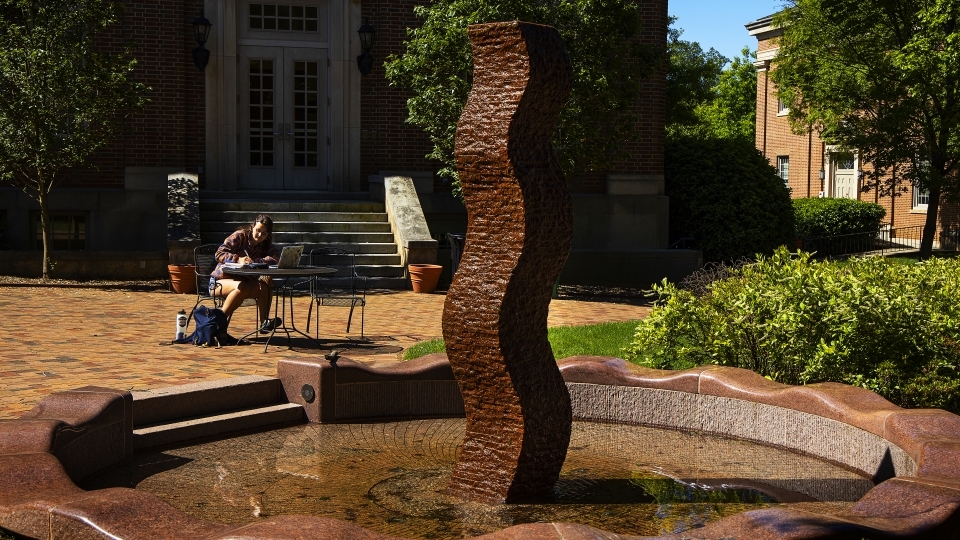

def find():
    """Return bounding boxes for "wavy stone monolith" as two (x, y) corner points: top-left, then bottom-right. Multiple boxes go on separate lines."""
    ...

(442, 21), (574, 504)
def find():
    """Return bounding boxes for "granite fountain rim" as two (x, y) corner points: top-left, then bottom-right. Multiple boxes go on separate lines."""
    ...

(2, 354), (960, 539)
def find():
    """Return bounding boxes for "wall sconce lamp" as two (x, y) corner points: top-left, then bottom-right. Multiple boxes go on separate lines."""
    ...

(192, 10), (213, 71)
(818, 169), (825, 180)
(356, 19), (376, 75)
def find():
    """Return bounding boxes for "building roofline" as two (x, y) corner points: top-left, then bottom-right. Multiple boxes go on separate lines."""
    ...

(745, 14), (776, 33)
(746, 12), (784, 40)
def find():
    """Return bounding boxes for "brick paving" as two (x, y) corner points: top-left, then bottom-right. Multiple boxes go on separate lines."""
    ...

(0, 286), (648, 419)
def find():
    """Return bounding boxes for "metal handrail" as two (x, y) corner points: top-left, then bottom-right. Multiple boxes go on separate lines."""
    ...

(802, 225), (925, 259)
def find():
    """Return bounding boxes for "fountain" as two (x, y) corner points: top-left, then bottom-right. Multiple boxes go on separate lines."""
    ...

(3, 21), (960, 540)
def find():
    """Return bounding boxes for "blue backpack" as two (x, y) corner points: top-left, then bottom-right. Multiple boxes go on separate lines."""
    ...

(174, 306), (236, 347)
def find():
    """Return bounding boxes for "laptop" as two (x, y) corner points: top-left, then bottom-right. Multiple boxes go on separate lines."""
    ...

(275, 245), (304, 269)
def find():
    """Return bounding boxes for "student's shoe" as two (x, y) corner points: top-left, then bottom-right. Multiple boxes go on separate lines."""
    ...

(259, 317), (282, 334)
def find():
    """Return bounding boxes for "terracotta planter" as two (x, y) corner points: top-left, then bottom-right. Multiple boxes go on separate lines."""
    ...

(409, 264), (443, 293)
(168, 264), (197, 294)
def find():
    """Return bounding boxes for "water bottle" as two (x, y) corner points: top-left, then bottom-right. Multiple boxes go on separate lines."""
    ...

(176, 309), (187, 340)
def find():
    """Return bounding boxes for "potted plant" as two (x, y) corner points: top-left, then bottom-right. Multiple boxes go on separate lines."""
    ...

(408, 264), (443, 293)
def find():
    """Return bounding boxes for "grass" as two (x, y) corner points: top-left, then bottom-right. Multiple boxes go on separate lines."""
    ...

(402, 320), (640, 361)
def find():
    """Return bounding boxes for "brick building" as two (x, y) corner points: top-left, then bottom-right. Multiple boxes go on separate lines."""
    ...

(1, 0), (700, 285)
(747, 14), (960, 242)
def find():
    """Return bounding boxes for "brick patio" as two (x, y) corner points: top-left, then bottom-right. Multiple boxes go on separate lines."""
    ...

(0, 286), (648, 419)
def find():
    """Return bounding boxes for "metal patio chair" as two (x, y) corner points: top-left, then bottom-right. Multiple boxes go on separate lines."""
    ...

(186, 243), (258, 331)
(306, 247), (366, 338)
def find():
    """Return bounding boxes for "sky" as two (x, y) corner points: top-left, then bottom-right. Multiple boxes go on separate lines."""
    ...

(668, 0), (786, 62)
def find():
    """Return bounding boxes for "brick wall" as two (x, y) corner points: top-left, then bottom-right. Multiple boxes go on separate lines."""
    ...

(61, 0), (205, 188)
(359, 0), (440, 191)
(755, 34), (960, 237)
(360, 0), (667, 195)
(756, 68), (824, 198)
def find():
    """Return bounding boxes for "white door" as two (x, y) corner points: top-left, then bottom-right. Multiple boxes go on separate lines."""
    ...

(832, 153), (857, 199)
(239, 46), (329, 190)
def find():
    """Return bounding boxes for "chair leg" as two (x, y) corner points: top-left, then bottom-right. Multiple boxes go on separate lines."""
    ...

(306, 299), (317, 340)
(346, 301), (356, 333)
(360, 301), (364, 338)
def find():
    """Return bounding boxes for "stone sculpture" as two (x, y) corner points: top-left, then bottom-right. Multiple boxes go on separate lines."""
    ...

(442, 21), (574, 504)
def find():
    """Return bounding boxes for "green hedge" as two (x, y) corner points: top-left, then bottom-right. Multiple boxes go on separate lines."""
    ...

(666, 135), (795, 262)
(793, 197), (886, 239)
(625, 248), (960, 412)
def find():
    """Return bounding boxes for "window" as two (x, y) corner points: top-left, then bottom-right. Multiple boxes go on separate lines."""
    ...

(777, 156), (790, 184)
(249, 3), (319, 31)
(32, 212), (86, 250)
(913, 185), (930, 211)
(248, 59), (275, 167)
(777, 98), (789, 116)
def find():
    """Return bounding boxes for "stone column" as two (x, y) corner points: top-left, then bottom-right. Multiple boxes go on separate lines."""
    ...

(442, 21), (574, 504)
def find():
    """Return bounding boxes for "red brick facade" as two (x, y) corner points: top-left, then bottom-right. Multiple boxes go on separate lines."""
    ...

(358, 0), (440, 191)
(62, 0), (206, 188)
(752, 25), (960, 240)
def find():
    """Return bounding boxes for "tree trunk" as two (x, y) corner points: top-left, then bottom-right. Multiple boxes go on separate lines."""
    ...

(38, 187), (51, 279)
(919, 186), (941, 260)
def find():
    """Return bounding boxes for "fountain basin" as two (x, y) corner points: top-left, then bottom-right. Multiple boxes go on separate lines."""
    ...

(2, 355), (960, 538)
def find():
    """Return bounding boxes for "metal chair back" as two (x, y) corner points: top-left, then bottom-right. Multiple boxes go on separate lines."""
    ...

(307, 247), (366, 336)
(194, 243), (221, 300)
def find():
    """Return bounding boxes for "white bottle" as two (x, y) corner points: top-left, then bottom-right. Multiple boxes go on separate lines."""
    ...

(176, 309), (188, 340)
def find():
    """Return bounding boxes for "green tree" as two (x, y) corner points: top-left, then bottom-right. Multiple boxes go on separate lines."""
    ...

(665, 18), (727, 133)
(695, 47), (756, 141)
(0, 0), (148, 278)
(385, 0), (658, 194)
(772, 0), (960, 258)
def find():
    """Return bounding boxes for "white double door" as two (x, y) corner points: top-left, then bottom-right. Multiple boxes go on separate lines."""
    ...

(239, 46), (329, 190)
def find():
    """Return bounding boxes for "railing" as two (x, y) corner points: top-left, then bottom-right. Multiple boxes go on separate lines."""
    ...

(802, 225), (926, 259)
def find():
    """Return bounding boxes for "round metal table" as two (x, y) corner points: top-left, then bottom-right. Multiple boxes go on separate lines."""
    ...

(223, 266), (337, 352)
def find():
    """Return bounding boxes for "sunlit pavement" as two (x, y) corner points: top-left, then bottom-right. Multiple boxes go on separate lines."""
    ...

(0, 286), (649, 419)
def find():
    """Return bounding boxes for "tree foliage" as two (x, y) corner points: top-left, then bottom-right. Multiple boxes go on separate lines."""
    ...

(666, 134), (795, 262)
(665, 20), (726, 130)
(384, 0), (658, 193)
(695, 47), (757, 141)
(771, 0), (960, 257)
(665, 20), (756, 141)
(0, 0), (147, 277)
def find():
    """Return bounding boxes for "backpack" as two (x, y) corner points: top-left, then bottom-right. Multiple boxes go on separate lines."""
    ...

(174, 306), (236, 347)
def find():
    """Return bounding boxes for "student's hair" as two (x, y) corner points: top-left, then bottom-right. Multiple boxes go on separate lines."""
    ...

(238, 214), (273, 246)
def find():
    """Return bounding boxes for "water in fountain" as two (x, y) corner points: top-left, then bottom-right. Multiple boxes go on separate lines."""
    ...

(83, 419), (873, 538)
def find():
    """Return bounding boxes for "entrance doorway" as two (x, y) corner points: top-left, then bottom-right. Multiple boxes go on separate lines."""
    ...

(238, 46), (329, 190)
(832, 153), (857, 199)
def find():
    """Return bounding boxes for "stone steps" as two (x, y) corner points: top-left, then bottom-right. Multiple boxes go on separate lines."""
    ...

(199, 211), (389, 223)
(133, 404), (304, 450)
(131, 376), (304, 450)
(199, 198), (407, 289)
(200, 221), (392, 233)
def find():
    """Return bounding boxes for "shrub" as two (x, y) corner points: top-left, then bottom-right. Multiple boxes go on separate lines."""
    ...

(793, 197), (886, 239)
(666, 135), (795, 262)
(625, 248), (960, 412)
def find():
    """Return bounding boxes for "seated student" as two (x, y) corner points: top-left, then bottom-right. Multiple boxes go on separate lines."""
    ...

(212, 214), (281, 333)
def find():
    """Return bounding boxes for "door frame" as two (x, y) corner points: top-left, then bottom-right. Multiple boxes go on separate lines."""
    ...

(203, 0), (361, 192)
(824, 145), (860, 199)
